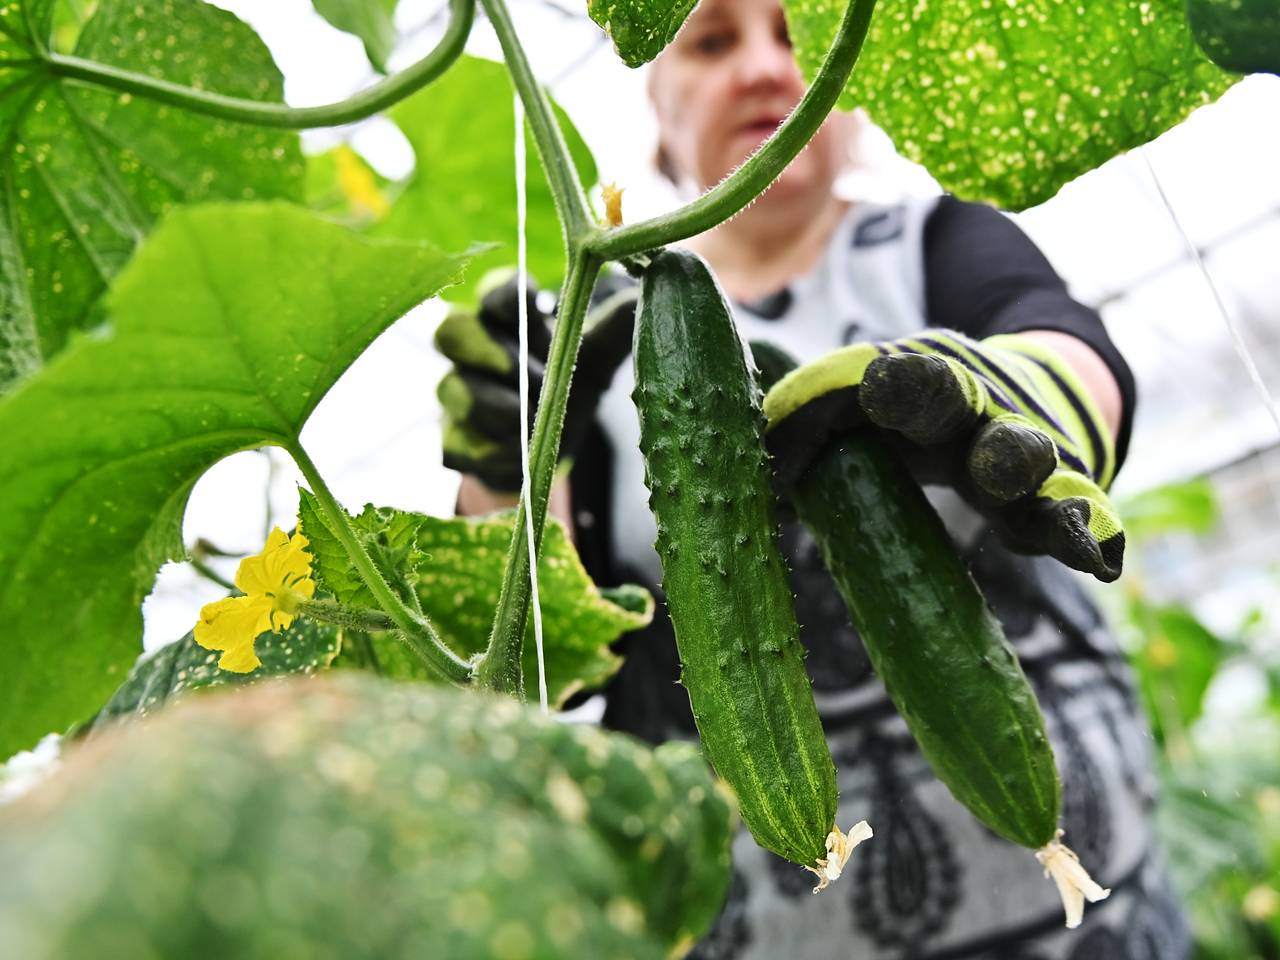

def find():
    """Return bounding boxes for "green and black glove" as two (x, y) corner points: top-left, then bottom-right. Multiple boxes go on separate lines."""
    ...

(763, 330), (1125, 582)
(436, 269), (638, 493)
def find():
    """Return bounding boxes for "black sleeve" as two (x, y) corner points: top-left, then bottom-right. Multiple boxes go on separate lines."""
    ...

(923, 195), (1137, 471)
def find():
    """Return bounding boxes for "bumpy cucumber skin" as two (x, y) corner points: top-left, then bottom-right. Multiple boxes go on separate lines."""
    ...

(634, 250), (837, 867)
(0, 676), (734, 959)
(794, 432), (1061, 849)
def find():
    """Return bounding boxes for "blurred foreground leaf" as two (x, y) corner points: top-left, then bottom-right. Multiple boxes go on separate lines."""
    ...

(0, 675), (734, 958)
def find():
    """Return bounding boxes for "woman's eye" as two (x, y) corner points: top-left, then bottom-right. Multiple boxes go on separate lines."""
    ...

(775, 16), (792, 47)
(693, 30), (734, 56)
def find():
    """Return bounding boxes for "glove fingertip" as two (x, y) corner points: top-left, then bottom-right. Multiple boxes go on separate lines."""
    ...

(861, 353), (978, 445)
(968, 418), (1056, 502)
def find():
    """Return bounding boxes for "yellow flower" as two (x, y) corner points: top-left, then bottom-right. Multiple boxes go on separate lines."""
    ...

(193, 527), (315, 674)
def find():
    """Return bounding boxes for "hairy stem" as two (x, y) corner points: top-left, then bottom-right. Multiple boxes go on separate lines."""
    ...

(46, 0), (474, 129)
(586, 0), (879, 260)
(289, 443), (472, 684)
(298, 598), (395, 633)
(475, 252), (601, 695)
(478, 0), (594, 244)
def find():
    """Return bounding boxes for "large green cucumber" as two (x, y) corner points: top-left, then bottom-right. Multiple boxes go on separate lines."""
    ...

(754, 343), (1061, 849)
(633, 251), (838, 867)
(0, 675), (734, 959)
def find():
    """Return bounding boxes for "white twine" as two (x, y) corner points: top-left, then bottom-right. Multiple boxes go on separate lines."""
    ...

(514, 93), (549, 713)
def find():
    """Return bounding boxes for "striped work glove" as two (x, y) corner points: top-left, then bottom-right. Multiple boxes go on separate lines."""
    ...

(435, 270), (638, 493)
(763, 330), (1125, 582)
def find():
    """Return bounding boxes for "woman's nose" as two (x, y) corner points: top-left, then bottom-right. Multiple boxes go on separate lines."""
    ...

(732, 27), (799, 92)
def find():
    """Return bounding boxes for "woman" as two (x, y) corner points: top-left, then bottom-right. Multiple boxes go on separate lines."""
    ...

(444, 0), (1189, 955)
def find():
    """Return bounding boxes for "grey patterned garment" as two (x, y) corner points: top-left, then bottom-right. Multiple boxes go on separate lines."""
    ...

(590, 199), (1190, 959)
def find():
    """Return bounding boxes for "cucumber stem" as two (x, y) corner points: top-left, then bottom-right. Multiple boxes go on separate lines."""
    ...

(585, 0), (879, 260)
(46, 0), (474, 129)
(478, 0), (594, 244)
(289, 442), (473, 684)
(475, 252), (601, 696)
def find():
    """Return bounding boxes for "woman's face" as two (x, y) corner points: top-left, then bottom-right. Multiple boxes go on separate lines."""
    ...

(648, 0), (852, 199)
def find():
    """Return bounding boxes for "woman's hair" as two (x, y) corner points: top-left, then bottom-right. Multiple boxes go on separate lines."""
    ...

(653, 141), (680, 185)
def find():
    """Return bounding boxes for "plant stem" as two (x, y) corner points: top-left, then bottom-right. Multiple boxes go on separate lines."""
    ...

(289, 442), (473, 684)
(586, 0), (879, 260)
(478, 0), (593, 244)
(475, 252), (601, 695)
(298, 598), (395, 633)
(45, 0), (474, 129)
(188, 555), (236, 592)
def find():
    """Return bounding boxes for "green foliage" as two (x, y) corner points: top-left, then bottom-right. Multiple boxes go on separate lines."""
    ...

(0, 675), (735, 958)
(312, 0), (400, 73)
(1116, 476), (1219, 542)
(298, 492), (654, 707)
(0, 203), (475, 760)
(1129, 599), (1226, 746)
(305, 143), (394, 226)
(1102, 485), (1280, 957)
(588, 0), (700, 68)
(0, 0), (304, 393)
(1187, 0), (1280, 75)
(87, 620), (342, 732)
(372, 55), (597, 302)
(783, 0), (1236, 209)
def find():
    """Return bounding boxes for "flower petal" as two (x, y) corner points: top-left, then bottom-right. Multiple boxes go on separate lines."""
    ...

(1036, 832), (1111, 929)
(194, 595), (272, 674)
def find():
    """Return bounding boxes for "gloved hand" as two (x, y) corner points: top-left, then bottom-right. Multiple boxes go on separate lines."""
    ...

(435, 269), (638, 493)
(762, 330), (1125, 582)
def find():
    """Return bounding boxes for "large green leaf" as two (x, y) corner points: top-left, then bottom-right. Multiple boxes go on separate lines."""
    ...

(587, 0), (700, 67)
(1187, 0), (1279, 74)
(372, 55), (597, 302)
(87, 619), (342, 733)
(783, 0), (1236, 208)
(0, 0), (303, 394)
(297, 492), (654, 706)
(0, 202), (475, 760)
(312, 0), (399, 73)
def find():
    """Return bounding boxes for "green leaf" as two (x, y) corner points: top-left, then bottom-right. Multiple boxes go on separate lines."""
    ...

(372, 55), (598, 302)
(0, 202), (475, 760)
(87, 619), (341, 732)
(298, 493), (423, 611)
(305, 143), (394, 227)
(0, 0), (304, 394)
(298, 493), (653, 706)
(1133, 601), (1225, 742)
(587, 0), (700, 68)
(783, 0), (1237, 208)
(312, 0), (399, 73)
(1187, 0), (1279, 75)
(1117, 477), (1219, 543)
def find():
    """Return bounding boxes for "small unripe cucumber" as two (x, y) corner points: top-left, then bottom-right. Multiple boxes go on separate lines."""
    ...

(756, 343), (1061, 849)
(633, 251), (837, 867)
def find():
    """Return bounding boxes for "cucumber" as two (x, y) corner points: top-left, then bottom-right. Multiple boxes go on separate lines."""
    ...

(0, 675), (735, 959)
(633, 251), (838, 868)
(754, 342), (1060, 849)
